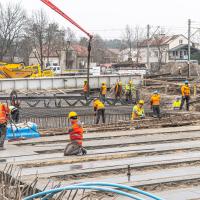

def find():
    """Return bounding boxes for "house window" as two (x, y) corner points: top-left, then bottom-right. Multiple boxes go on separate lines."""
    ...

(175, 51), (178, 56)
(179, 40), (183, 44)
(173, 51), (176, 57)
(184, 51), (187, 56)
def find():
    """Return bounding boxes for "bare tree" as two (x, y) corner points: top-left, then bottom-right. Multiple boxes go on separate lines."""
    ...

(153, 29), (168, 69)
(65, 27), (76, 43)
(0, 2), (27, 61)
(79, 37), (88, 47)
(17, 36), (33, 65)
(123, 25), (134, 61)
(133, 26), (145, 64)
(122, 25), (145, 63)
(91, 34), (107, 64)
(28, 9), (48, 69)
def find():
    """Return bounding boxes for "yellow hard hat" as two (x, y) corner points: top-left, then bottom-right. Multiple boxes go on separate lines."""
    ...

(68, 111), (78, 119)
(84, 80), (87, 83)
(129, 80), (133, 84)
(138, 100), (144, 105)
(102, 82), (106, 85)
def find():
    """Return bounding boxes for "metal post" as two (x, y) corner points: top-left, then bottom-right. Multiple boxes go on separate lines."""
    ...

(147, 24), (150, 70)
(87, 37), (92, 96)
(66, 41), (70, 70)
(188, 19), (191, 78)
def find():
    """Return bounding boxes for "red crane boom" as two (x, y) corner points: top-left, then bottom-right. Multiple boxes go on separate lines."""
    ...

(40, 0), (92, 39)
(40, 0), (92, 93)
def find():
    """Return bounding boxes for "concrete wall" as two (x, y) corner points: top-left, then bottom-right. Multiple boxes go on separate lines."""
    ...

(0, 75), (142, 92)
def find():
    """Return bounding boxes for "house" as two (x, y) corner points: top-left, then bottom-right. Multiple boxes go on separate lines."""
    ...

(92, 48), (120, 64)
(119, 34), (199, 65)
(29, 44), (89, 73)
(104, 48), (120, 63)
(29, 49), (60, 67)
(169, 44), (199, 61)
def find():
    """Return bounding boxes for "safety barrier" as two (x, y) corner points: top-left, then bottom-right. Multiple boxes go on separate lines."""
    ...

(23, 182), (164, 200)
(0, 74), (141, 91)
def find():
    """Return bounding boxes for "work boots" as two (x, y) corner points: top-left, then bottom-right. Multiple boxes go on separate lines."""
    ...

(81, 147), (87, 155)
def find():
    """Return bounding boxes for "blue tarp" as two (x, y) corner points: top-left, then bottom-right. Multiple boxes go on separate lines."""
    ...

(6, 122), (40, 140)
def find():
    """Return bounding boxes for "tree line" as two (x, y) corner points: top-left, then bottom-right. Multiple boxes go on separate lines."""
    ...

(0, 2), (147, 67)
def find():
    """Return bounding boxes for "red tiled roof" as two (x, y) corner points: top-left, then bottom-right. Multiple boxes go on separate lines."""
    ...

(139, 35), (181, 47)
(72, 44), (88, 57)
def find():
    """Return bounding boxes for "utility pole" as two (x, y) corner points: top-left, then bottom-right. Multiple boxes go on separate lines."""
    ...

(87, 37), (92, 96)
(147, 24), (150, 70)
(188, 19), (191, 78)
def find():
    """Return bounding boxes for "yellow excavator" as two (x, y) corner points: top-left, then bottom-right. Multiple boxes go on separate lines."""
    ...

(25, 64), (54, 78)
(0, 62), (53, 78)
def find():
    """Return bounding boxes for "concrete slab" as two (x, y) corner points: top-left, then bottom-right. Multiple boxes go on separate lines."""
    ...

(10, 125), (200, 145)
(154, 187), (200, 200)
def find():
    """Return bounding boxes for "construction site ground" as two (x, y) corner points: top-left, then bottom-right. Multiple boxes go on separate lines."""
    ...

(2, 79), (200, 199)
(2, 122), (200, 199)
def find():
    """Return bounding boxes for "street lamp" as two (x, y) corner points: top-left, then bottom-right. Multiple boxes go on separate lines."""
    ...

(66, 40), (70, 69)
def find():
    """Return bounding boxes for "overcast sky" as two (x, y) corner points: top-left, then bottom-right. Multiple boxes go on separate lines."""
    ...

(1, 0), (200, 39)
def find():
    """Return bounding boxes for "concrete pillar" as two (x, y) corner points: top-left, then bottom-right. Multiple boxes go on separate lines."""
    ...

(60, 50), (66, 74)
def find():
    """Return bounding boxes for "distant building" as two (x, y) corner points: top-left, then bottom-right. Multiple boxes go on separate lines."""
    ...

(29, 44), (90, 73)
(119, 34), (199, 65)
(104, 48), (120, 63)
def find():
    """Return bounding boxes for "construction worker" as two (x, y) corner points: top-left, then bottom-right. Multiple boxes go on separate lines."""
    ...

(173, 97), (181, 110)
(114, 80), (123, 99)
(180, 80), (190, 111)
(0, 103), (10, 150)
(64, 111), (87, 156)
(9, 105), (19, 123)
(131, 100), (145, 120)
(150, 90), (161, 118)
(100, 82), (107, 102)
(125, 80), (135, 102)
(93, 98), (105, 124)
(83, 80), (89, 100)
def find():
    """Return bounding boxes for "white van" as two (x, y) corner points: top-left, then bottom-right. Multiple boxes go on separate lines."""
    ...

(48, 66), (61, 75)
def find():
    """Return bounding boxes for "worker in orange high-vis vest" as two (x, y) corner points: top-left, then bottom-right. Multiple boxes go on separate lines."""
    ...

(180, 80), (190, 111)
(100, 82), (107, 102)
(64, 112), (87, 156)
(93, 98), (105, 124)
(83, 80), (89, 100)
(0, 103), (10, 150)
(114, 80), (123, 99)
(150, 90), (161, 118)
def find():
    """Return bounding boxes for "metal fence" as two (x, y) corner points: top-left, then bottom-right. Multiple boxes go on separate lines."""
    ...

(22, 113), (131, 129)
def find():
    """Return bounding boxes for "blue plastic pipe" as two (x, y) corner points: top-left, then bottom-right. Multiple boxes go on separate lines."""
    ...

(76, 182), (164, 200)
(24, 185), (144, 200)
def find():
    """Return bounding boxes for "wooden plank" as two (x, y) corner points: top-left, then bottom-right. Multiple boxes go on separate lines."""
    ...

(11, 140), (200, 166)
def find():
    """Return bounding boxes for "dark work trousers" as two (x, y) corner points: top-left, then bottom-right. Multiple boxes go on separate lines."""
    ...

(64, 141), (82, 156)
(180, 96), (190, 111)
(96, 109), (105, 124)
(84, 92), (88, 100)
(152, 105), (160, 118)
(0, 123), (7, 147)
(100, 94), (106, 102)
(11, 109), (19, 123)
(125, 91), (132, 102)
